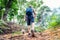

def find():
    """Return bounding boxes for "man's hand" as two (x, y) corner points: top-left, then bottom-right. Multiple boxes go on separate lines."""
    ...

(33, 14), (36, 18)
(24, 15), (27, 21)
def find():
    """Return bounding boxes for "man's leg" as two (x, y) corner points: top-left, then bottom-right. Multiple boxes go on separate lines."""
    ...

(27, 18), (31, 33)
(30, 17), (35, 37)
(31, 17), (35, 31)
(28, 25), (31, 33)
(31, 22), (35, 31)
(31, 22), (35, 37)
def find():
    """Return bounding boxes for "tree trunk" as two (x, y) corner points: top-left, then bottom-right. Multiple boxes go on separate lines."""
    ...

(3, 0), (12, 21)
(3, 8), (9, 21)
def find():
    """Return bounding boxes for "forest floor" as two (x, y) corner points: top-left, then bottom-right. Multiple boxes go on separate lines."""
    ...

(0, 27), (60, 40)
(0, 22), (60, 40)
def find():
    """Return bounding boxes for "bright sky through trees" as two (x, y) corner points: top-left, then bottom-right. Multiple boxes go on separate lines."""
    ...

(26, 0), (60, 9)
(43, 0), (60, 9)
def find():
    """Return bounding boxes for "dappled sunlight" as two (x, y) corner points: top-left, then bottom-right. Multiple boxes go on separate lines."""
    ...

(0, 0), (60, 40)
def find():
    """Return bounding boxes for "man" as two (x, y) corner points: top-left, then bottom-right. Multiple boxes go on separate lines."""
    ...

(25, 5), (36, 37)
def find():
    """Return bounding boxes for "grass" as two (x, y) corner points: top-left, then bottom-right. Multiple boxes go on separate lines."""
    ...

(12, 31), (22, 36)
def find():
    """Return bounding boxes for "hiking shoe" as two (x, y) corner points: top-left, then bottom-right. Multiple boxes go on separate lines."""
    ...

(28, 33), (32, 37)
(31, 30), (35, 37)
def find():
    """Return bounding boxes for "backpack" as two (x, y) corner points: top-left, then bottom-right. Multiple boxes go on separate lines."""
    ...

(26, 7), (33, 16)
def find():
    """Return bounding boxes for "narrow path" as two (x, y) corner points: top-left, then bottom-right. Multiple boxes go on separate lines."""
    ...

(0, 28), (60, 40)
(0, 33), (46, 40)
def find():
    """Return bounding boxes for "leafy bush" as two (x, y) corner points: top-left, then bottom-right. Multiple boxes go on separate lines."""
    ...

(35, 27), (45, 32)
(0, 30), (3, 34)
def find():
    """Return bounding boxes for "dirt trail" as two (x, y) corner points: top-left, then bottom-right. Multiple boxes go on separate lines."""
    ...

(0, 33), (46, 40)
(0, 28), (60, 40)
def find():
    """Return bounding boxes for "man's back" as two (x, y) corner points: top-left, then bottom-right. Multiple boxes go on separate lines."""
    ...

(26, 7), (33, 16)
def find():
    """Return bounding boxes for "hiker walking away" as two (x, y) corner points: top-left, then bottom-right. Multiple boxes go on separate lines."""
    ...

(25, 5), (36, 36)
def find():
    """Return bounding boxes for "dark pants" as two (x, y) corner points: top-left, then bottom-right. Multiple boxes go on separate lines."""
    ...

(26, 15), (34, 25)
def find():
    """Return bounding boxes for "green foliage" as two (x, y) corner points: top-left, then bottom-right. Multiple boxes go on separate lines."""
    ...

(35, 27), (41, 32)
(0, 30), (3, 34)
(48, 21), (57, 28)
(0, 0), (60, 32)
(56, 16), (60, 24)
(47, 11), (60, 29)
(11, 1), (18, 10)
(12, 31), (22, 35)
(0, 0), (44, 25)
(35, 27), (45, 32)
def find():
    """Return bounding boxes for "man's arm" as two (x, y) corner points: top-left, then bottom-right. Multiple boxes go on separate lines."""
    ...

(24, 14), (27, 21)
(33, 9), (36, 18)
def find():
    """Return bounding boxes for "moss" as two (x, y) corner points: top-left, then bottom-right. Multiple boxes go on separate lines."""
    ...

(12, 31), (22, 36)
